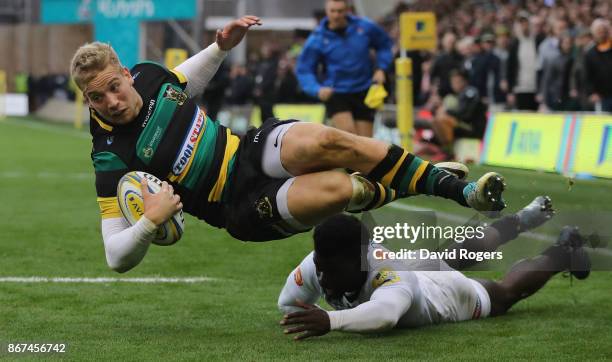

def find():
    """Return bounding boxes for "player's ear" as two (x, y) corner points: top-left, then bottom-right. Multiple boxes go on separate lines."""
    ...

(121, 66), (133, 85)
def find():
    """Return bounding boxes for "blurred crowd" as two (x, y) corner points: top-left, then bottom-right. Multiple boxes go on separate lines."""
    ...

(25, 0), (612, 120)
(200, 37), (312, 120)
(203, 0), (612, 121)
(377, 0), (612, 113)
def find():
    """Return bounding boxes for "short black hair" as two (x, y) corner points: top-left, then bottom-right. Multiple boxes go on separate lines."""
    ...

(313, 214), (369, 258)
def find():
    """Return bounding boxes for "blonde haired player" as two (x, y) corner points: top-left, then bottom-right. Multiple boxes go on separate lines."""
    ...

(71, 16), (507, 273)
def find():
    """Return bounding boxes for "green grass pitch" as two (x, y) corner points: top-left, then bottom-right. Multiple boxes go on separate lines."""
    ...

(1, 116), (611, 360)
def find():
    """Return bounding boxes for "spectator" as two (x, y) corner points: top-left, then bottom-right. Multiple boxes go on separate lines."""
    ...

(253, 42), (279, 122)
(472, 33), (501, 105)
(585, 18), (612, 113)
(537, 17), (568, 109)
(227, 64), (252, 105)
(571, 28), (593, 110)
(541, 32), (576, 111)
(201, 60), (230, 120)
(296, 0), (393, 137)
(507, 12), (542, 111)
(430, 32), (463, 98)
(531, 15), (548, 46)
(275, 53), (308, 104)
(493, 26), (512, 107)
(431, 69), (487, 152)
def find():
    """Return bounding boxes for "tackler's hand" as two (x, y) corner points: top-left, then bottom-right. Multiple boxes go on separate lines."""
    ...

(280, 301), (330, 341)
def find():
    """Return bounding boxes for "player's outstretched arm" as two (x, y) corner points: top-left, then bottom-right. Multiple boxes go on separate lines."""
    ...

(175, 16), (261, 98)
(277, 252), (322, 314)
(326, 287), (411, 333)
(100, 180), (182, 273)
(281, 285), (413, 340)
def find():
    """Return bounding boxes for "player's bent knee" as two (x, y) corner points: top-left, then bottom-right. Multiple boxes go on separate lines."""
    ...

(313, 171), (353, 209)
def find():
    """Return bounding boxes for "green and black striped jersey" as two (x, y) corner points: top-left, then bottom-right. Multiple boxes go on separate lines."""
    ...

(91, 62), (240, 228)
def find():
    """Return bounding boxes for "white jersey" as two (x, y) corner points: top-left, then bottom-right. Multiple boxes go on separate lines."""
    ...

(277, 247), (491, 333)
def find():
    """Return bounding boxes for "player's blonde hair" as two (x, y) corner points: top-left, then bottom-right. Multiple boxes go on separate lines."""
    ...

(70, 42), (122, 92)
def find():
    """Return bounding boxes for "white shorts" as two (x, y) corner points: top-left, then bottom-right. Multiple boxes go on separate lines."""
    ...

(261, 122), (296, 179)
(417, 271), (491, 323)
(260, 121), (309, 230)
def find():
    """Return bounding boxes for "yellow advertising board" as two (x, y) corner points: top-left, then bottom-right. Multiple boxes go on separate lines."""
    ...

(399, 12), (437, 51)
(164, 48), (188, 70)
(570, 115), (612, 178)
(481, 113), (568, 171)
(250, 104), (325, 127)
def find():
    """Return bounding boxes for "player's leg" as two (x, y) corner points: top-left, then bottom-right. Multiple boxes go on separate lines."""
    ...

(280, 171), (398, 227)
(353, 92), (376, 137)
(327, 93), (357, 134)
(331, 111), (357, 134)
(278, 122), (505, 211)
(280, 162), (491, 229)
(354, 120), (373, 138)
(283, 171), (352, 226)
(444, 196), (555, 270)
(474, 226), (590, 316)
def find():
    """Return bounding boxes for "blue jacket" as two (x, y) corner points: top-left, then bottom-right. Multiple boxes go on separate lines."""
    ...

(296, 15), (393, 97)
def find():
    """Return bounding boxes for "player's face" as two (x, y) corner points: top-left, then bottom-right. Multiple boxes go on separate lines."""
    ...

(85, 65), (143, 125)
(325, 0), (348, 29)
(313, 253), (365, 297)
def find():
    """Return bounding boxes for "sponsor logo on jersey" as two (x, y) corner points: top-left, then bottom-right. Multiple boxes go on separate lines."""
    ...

(253, 129), (263, 143)
(164, 86), (187, 106)
(171, 109), (205, 177)
(141, 99), (156, 128)
(294, 267), (304, 286)
(372, 268), (400, 288)
(142, 125), (163, 159)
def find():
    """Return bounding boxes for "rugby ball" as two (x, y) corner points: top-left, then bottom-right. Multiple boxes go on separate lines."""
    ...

(117, 171), (185, 246)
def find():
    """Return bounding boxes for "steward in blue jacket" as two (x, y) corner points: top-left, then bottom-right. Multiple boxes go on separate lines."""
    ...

(297, 14), (393, 96)
(296, 1), (393, 137)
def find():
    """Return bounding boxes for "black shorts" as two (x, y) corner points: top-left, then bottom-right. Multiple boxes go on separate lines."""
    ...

(325, 90), (376, 122)
(223, 118), (311, 242)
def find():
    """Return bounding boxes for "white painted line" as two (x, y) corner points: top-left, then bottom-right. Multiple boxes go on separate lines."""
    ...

(0, 277), (218, 283)
(0, 171), (92, 179)
(388, 202), (473, 224)
(0, 118), (90, 139)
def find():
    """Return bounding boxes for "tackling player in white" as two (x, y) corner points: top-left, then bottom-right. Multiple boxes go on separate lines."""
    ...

(278, 198), (591, 340)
